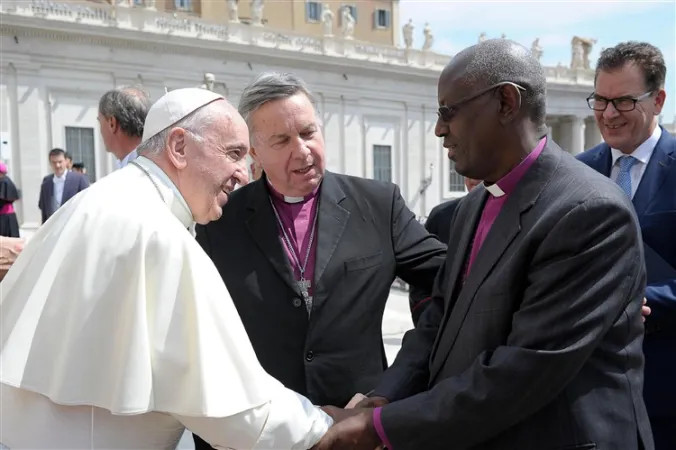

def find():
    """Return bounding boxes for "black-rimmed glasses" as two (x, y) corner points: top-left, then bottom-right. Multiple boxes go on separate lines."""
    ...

(586, 91), (653, 112)
(437, 81), (527, 122)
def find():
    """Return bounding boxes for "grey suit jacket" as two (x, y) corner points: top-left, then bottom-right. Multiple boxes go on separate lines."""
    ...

(38, 171), (89, 223)
(373, 141), (653, 450)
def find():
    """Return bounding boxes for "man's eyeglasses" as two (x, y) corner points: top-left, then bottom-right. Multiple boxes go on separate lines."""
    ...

(586, 91), (653, 112)
(437, 81), (526, 122)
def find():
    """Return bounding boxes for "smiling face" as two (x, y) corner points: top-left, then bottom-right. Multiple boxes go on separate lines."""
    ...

(168, 104), (250, 224)
(594, 64), (665, 154)
(249, 93), (325, 197)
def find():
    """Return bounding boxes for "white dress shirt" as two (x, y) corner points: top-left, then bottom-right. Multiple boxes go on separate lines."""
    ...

(117, 148), (138, 169)
(52, 170), (68, 210)
(609, 126), (662, 199)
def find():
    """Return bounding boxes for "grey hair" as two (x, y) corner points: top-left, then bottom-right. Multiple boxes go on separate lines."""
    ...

(98, 86), (151, 138)
(136, 102), (218, 156)
(458, 39), (548, 125)
(238, 72), (317, 143)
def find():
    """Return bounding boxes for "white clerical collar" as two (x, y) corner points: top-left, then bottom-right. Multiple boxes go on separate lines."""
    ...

(484, 183), (506, 198)
(267, 179), (317, 204)
(610, 125), (661, 167)
(133, 156), (195, 231)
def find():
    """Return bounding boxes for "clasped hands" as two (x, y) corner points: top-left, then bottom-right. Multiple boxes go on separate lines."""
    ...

(311, 394), (389, 450)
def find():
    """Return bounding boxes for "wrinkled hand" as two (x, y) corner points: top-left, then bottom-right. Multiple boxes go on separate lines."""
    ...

(313, 407), (381, 450)
(641, 297), (650, 323)
(0, 237), (24, 282)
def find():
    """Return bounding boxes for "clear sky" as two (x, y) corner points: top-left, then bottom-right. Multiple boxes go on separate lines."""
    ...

(399, 0), (676, 123)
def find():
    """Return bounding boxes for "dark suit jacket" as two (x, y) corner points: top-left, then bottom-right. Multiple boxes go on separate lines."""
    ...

(38, 171), (89, 223)
(194, 171), (445, 407)
(409, 198), (463, 324)
(577, 127), (676, 422)
(372, 142), (653, 450)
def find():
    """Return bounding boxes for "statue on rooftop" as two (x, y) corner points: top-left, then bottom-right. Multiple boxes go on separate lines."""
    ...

(341, 6), (355, 39)
(321, 4), (334, 37)
(227, 0), (239, 23)
(403, 19), (414, 49)
(531, 38), (543, 62)
(422, 22), (433, 51)
(250, 0), (264, 26)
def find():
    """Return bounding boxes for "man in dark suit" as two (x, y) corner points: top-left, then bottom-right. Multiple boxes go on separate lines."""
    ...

(316, 39), (653, 450)
(194, 72), (446, 450)
(38, 148), (89, 223)
(577, 41), (675, 449)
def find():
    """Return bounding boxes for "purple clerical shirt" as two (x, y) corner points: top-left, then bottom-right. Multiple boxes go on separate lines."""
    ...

(372, 137), (547, 449)
(268, 182), (320, 305)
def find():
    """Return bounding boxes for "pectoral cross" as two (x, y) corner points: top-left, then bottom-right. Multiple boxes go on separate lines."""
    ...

(297, 278), (313, 315)
(297, 278), (311, 298)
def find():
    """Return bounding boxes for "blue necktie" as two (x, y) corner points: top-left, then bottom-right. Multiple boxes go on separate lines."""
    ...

(616, 155), (638, 198)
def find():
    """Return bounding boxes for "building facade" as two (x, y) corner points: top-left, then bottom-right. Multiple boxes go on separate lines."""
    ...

(1, 1), (602, 234)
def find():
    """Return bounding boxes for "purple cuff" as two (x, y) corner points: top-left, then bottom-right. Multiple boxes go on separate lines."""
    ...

(372, 407), (394, 450)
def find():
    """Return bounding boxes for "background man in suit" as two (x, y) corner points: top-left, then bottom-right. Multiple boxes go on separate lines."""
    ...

(317, 39), (653, 450)
(194, 72), (446, 450)
(38, 148), (89, 223)
(424, 177), (481, 246)
(98, 86), (151, 169)
(410, 177), (481, 324)
(577, 41), (675, 449)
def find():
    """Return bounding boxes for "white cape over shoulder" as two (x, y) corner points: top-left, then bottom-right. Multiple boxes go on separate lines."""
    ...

(0, 158), (279, 418)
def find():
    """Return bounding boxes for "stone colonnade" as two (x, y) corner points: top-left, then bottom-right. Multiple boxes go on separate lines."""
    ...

(547, 115), (604, 154)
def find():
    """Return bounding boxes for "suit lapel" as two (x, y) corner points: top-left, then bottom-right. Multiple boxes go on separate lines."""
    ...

(62, 173), (74, 202)
(428, 145), (561, 383)
(588, 144), (612, 177)
(245, 179), (302, 298)
(428, 188), (487, 370)
(633, 130), (676, 218)
(43, 177), (54, 208)
(312, 173), (350, 310)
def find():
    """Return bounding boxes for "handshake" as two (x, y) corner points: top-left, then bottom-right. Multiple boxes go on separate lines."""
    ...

(311, 393), (389, 450)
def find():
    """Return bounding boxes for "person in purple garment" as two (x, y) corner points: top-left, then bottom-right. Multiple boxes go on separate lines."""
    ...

(315, 38), (653, 450)
(193, 72), (447, 450)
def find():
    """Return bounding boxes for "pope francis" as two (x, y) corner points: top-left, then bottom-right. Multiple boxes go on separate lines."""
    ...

(0, 89), (333, 449)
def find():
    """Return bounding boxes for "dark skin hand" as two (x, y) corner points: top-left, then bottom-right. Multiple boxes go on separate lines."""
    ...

(312, 406), (382, 450)
(354, 396), (389, 409)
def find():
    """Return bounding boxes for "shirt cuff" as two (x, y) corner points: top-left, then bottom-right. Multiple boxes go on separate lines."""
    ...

(372, 407), (394, 450)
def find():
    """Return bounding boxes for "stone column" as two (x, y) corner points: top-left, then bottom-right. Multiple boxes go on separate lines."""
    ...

(584, 116), (603, 148)
(7, 62), (51, 231)
(570, 115), (586, 155)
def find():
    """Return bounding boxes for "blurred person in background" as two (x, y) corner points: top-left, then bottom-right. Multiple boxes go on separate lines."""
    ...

(38, 148), (89, 224)
(0, 162), (20, 238)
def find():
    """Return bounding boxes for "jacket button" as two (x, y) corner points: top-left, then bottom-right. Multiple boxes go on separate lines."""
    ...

(305, 351), (314, 362)
(292, 298), (302, 308)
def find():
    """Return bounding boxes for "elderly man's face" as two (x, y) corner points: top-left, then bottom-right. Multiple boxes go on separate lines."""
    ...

(435, 68), (503, 181)
(173, 107), (249, 225)
(593, 64), (665, 154)
(249, 93), (325, 197)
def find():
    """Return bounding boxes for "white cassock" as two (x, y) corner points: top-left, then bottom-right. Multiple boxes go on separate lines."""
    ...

(0, 156), (332, 449)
